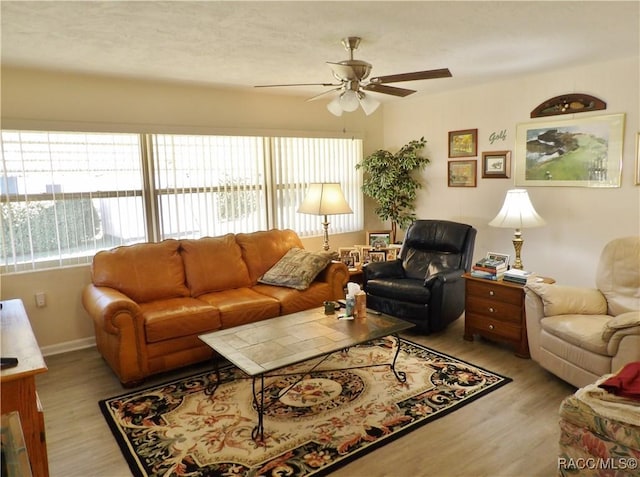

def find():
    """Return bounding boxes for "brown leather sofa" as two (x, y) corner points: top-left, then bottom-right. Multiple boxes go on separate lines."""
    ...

(82, 229), (349, 386)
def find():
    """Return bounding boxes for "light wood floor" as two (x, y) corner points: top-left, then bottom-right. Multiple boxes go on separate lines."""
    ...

(36, 318), (575, 477)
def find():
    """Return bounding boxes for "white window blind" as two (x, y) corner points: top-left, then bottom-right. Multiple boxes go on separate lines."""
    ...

(271, 136), (363, 236)
(1, 130), (363, 272)
(0, 131), (144, 272)
(152, 134), (268, 239)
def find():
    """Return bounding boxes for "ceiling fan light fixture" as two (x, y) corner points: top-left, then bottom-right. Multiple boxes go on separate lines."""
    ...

(339, 90), (360, 112)
(359, 92), (380, 115)
(327, 95), (343, 116)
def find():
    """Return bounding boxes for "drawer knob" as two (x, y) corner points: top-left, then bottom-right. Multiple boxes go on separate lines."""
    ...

(489, 324), (495, 330)
(489, 290), (495, 296)
(488, 307), (496, 313)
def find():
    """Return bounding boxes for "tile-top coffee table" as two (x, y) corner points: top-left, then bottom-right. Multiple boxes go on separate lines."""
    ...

(199, 308), (414, 441)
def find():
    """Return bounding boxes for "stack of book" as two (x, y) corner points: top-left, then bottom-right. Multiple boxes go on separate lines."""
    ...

(503, 268), (534, 285)
(470, 258), (507, 280)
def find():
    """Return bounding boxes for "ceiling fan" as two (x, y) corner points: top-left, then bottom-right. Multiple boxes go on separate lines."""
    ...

(255, 36), (452, 116)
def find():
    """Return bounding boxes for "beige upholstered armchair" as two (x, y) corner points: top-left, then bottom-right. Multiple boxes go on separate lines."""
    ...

(524, 236), (640, 388)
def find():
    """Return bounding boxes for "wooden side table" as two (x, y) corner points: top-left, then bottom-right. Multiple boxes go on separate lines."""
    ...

(462, 273), (554, 358)
(1, 299), (49, 477)
(348, 266), (364, 285)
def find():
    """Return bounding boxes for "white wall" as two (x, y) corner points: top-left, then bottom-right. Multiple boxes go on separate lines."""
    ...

(383, 56), (640, 287)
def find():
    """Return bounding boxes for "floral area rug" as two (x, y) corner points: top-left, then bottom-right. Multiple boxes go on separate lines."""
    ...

(99, 337), (511, 477)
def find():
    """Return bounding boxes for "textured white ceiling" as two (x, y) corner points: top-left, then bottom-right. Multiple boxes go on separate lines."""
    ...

(1, 1), (639, 101)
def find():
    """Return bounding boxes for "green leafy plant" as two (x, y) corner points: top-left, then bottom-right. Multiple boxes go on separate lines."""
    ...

(356, 137), (430, 243)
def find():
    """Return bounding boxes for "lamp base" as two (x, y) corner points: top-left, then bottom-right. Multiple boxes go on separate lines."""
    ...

(321, 215), (330, 251)
(512, 229), (524, 270)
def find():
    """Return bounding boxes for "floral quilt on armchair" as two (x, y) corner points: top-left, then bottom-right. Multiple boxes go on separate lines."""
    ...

(557, 371), (640, 476)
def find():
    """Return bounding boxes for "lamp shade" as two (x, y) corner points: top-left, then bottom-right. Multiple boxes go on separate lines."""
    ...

(489, 189), (546, 229)
(298, 183), (352, 216)
(359, 92), (380, 115)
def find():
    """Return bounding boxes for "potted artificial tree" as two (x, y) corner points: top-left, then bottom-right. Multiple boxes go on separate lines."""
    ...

(356, 137), (430, 243)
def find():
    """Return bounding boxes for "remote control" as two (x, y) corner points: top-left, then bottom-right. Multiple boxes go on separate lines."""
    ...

(0, 357), (19, 369)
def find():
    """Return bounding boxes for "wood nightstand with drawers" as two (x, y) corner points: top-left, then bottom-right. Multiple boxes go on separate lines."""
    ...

(463, 273), (554, 358)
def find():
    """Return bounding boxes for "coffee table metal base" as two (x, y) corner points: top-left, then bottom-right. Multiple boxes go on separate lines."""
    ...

(206, 333), (407, 442)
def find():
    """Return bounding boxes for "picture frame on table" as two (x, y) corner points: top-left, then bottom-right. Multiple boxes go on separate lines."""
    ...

(338, 247), (357, 266)
(482, 151), (511, 178)
(367, 230), (392, 249)
(448, 160), (477, 187)
(369, 251), (387, 263)
(514, 113), (624, 187)
(448, 129), (478, 158)
(486, 252), (510, 267)
(356, 245), (372, 264)
(386, 248), (398, 261)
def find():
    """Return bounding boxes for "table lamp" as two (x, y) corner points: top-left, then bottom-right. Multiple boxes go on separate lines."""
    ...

(488, 189), (545, 270)
(298, 183), (352, 251)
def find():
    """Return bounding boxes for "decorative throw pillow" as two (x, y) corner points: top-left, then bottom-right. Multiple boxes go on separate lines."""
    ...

(258, 247), (332, 290)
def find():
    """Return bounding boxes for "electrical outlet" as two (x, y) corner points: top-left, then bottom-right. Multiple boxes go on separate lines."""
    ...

(35, 292), (46, 308)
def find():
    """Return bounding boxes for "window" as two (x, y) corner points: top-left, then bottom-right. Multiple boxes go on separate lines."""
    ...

(1, 130), (363, 272)
(1, 131), (144, 272)
(152, 134), (268, 238)
(271, 136), (363, 236)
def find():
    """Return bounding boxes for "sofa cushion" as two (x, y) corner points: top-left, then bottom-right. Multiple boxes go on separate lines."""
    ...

(540, 314), (612, 356)
(92, 239), (189, 303)
(526, 282), (608, 317)
(253, 282), (332, 315)
(258, 247), (332, 290)
(140, 297), (221, 343)
(236, 229), (304, 283)
(365, 278), (431, 304)
(198, 288), (281, 328)
(181, 235), (251, 297)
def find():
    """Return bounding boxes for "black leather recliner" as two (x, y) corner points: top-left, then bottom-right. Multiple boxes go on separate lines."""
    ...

(363, 220), (477, 333)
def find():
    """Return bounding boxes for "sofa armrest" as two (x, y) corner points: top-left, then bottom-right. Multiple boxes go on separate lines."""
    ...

(314, 261), (349, 300)
(525, 282), (608, 316)
(424, 268), (464, 289)
(363, 259), (404, 282)
(82, 284), (142, 334)
(82, 284), (147, 384)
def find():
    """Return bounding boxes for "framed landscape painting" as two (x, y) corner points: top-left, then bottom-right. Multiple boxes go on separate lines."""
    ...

(448, 129), (478, 158)
(514, 113), (624, 187)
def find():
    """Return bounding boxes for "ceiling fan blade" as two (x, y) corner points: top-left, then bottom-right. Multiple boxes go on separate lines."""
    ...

(327, 62), (357, 81)
(306, 87), (342, 102)
(254, 82), (340, 88)
(369, 68), (452, 84)
(363, 83), (416, 97)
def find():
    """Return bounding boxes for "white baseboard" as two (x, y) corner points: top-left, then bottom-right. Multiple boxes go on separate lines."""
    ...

(41, 337), (96, 356)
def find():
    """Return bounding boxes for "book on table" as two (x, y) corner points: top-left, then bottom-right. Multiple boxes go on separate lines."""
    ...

(503, 269), (534, 284)
(474, 258), (508, 270)
(470, 269), (505, 280)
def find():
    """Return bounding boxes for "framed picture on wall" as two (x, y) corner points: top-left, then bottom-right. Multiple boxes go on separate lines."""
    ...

(448, 160), (477, 187)
(482, 151), (511, 178)
(514, 113), (624, 187)
(448, 129), (478, 158)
